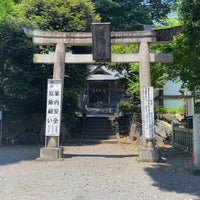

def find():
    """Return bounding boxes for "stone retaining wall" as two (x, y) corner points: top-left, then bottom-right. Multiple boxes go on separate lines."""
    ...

(1, 113), (69, 145)
(129, 113), (185, 146)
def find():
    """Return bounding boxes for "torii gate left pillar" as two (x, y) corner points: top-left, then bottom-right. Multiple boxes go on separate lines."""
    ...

(40, 43), (65, 160)
(48, 43), (65, 147)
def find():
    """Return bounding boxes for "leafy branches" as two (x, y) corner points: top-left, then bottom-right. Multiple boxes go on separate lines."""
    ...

(19, 0), (100, 31)
(164, 0), (200, 93)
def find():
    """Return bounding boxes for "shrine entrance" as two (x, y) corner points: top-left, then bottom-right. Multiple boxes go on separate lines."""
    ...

(86, 65), (124, 114)
(88, 82), (109, 106)
(24, 23), (181, 161)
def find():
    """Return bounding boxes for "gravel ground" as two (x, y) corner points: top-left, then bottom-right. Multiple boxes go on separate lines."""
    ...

(0, 143), (200, 200)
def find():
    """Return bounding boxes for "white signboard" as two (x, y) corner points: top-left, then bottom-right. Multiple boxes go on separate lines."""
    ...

(45, 79), (62, 136)
(0, 111), (2, 120)
(186, 98), (194, 117)
(144, 87), (154, 139)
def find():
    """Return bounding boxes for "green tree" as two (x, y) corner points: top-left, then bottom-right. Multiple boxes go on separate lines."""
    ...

(0, 21), (50, 112)
(19, 0), (100, 31)
(164, 0), (200, 93)
(178, 0), (200, 92)
(0, 1), (40, 112)
(92, 0), (176, 31)
(179, 0), (200, 42)
(0, 0), (19, 22)
(17, 0), (100, 128)
(0, 0), (100, 117)
(145, 0), (175, 24)
(92, 0), (150, 31)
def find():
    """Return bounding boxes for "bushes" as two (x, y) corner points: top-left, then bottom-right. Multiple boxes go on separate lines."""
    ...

(117, 100), (140, 114)
(154, 106), (185, 114)
(194, 102), (200, 113)
(117, 100), (184, 115)
(117, 101), (185, 121)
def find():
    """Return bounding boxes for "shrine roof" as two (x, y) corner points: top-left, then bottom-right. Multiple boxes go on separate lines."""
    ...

(87, 65), (126, 81)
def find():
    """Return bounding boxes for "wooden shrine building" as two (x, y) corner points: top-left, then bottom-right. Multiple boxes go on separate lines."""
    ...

(85, 65), (125, 114)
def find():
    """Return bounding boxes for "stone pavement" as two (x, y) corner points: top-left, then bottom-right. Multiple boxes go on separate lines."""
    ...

(0, 143), (200, 200)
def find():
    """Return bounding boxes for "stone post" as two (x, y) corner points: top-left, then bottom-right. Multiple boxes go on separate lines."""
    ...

(47, 43), (65, 148)
(108, 83), (111, 112)
(0, 111), (2, 145)
(190, 114), (200, 175)
(40, 43), (65, 160)
(138, 41), (160, 162)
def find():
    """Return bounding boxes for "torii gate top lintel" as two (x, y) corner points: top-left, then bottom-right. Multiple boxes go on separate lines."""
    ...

(23, 26), (182, 46)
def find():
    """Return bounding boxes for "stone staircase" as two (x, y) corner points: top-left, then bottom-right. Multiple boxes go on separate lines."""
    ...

(72, 116), (117, 144)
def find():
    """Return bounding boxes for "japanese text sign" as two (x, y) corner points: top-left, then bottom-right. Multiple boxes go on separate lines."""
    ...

(45, 79), (62, 136)
(144, 87), (154, 139)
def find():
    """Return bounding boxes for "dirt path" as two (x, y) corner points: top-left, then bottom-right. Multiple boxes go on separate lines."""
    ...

(0, 144), (199, 200)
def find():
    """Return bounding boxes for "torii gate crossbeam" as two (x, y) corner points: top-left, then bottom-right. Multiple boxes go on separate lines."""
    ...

(33, 52), (173, 64)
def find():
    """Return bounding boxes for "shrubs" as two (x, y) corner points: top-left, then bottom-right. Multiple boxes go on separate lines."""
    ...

(117, 100), (184, 115)
(117, 100), (140, 114)
(154, 106), (185, 114)
(194, 102), (200, 113)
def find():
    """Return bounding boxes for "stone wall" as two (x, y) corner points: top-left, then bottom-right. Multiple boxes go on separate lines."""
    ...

(1, 113), (69, 145)
(129, 113), (185, 146)
(155, 114), (184, 145)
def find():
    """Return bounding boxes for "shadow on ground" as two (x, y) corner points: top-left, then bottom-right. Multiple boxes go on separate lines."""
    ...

(64, 153), (137, 159)
(144, 147), (200, 198)
(63, 143), (138, 159)
(0, 145), (40, 166)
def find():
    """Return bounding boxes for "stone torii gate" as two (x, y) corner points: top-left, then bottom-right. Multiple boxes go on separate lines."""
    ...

(24, 24), (181, 161)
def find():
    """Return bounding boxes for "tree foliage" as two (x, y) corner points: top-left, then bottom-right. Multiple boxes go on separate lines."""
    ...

(18, 0), (100, 118)
(0, 20), (51, 112)
(164, 0), (200, 93)
(0, 0), (99, 115)
(19, 0), (100, 31)
(92, 0), (175, 31)
(0, 0), (19, 22)
(145, 0), (175, 24)
(18, 0), (101, 125)
(92, 0), (150, 30)
(179, 0), (200, 42)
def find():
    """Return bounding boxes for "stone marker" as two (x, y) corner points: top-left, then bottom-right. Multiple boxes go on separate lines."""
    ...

(190, 114), (200, 175)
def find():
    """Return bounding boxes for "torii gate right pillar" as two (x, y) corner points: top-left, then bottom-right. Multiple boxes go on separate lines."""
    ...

(138, 41), (160, 162)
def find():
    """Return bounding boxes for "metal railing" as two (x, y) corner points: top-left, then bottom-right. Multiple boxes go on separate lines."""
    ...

(173, 126), (193, 152)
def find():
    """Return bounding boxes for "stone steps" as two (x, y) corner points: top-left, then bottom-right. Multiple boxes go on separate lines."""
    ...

(72, 116), (117, 143)
(83, 116), (116, 140)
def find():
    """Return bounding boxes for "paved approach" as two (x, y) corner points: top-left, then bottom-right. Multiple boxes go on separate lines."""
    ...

(0, 143), (200, 200)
